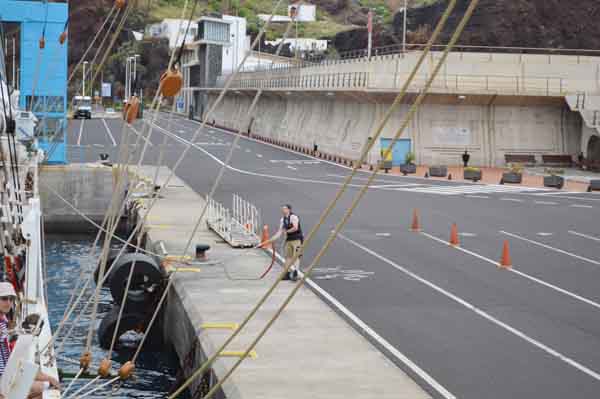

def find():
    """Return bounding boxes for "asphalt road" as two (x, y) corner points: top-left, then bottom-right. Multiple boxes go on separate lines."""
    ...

(67, 113), (600, 399)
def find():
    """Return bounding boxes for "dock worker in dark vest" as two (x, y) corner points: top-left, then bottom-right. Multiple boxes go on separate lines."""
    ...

(268, 204), (303, 281)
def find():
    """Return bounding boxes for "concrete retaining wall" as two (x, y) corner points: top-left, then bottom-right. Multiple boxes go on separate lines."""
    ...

(39, 164), (125, 233)
(207, 93), (582, 167)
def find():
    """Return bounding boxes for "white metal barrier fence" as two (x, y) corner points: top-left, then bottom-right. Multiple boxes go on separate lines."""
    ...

(207, 194), (261, 248)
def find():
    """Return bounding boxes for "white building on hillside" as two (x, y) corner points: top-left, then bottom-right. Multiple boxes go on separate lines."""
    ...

(145, 19), (198, 49)
(221, 15), (247, 74)
(265, 38), (327, 52)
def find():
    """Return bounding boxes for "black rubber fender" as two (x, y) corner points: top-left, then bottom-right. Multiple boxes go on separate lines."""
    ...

(93, 248), (124, 286)
(97, 305), (146, 350)
(109, 252), (164, 306)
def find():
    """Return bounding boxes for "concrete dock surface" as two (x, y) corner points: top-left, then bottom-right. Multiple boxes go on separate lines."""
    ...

(134, 165), (430, 399)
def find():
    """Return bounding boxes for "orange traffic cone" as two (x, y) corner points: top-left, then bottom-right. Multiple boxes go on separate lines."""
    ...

(410, 209), (420, 232)
(499, 240), (512, 269)
(449, 223), (460, 246)
(260, 225), (271, 249)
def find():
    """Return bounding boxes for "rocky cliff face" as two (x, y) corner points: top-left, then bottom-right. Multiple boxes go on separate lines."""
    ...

(393, 0), (600, 50)
(334, 0), (600, 53)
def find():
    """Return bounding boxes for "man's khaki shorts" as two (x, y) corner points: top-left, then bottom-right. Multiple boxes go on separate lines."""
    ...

(285, 239), (303, 261)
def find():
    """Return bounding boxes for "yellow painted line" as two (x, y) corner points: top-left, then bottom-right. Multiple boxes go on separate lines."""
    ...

(164, 255), (192, 261)
(219, 350), (258, 359)
(201, 322), (239, 331)
(147, 224), (174, 229)
(167, 267), (201, 273)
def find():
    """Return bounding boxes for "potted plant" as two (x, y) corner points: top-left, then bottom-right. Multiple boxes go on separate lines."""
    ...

(464, 166), (482, 182)
(400, 151), (417, 175)
(429, 165), (448, 177)
(502, 163), (523, 184)
(543, 168), (565, 189)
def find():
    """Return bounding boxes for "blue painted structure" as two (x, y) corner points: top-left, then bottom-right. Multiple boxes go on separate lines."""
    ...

(380, 138), (412, 166)
(1, 0), (68, 163)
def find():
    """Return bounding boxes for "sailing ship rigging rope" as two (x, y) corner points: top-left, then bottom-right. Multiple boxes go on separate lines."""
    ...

(7, 0), (479, 396)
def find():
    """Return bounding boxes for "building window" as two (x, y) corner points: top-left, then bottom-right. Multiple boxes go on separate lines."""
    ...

(25, 96), (45, 112)
(46, 96), (65, 113)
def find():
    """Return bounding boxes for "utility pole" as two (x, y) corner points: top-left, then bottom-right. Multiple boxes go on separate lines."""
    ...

(402, 0), (408, 53)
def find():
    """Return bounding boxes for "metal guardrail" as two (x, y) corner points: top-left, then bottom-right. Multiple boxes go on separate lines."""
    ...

(326, 43), (600, 64)
(206, 194), (261, 248)
(232, 43), (600, 76)
(223, 71), (568, 96)
(231, 71), (369, 90)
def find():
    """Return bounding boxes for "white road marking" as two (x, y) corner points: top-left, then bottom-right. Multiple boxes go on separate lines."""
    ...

(465, 195), (490, 199)
(370, 183), (425, 189)
(526, 193), (600, 202)
(327, 173), (412, 185)
(149, 122), (370, 189)
(271, 159), (320, 165)
(569, 231), (600, 243)
(534, 201), (558, 205)
(266, 248), (456, 399)
(396, 184), (547, 196)
(534, 191), (587, 196)
(256, 154), (263, 158)
(570, 204), (594, 209)
(194, 142), (227, 146)
(537, 232), (554, 236)
(459, 232), (477, 237)
(76, 119), (85, 146)
(245, 149), (251, 153)
(375, 233), (391, 237)
(419, 231), (600, 311)
(500, 198), (523, 202)
(341, 232), (600, 381)
(287, 165), (297, 171)
(500, 231), (600, 266)
(101, 118), (117, 146)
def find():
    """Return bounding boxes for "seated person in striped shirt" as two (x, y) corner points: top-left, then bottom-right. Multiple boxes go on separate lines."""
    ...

(0, 282), (60, 398)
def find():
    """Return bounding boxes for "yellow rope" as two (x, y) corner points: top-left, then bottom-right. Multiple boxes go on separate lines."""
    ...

(198, 0), (481, 396)
(167, 0), (467, 396)
(126, 1), (291, 364)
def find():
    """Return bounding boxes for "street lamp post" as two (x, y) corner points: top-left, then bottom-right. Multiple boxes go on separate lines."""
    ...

(82, 61), (88, 96)
(125, 57), (130, 102)
(402, 0), (408, 53)
(133, 54), (140, 97)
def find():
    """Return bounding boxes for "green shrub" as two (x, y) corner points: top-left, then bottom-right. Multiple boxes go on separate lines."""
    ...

(508, 163), (524, 174)
(545, 168), (564, 176)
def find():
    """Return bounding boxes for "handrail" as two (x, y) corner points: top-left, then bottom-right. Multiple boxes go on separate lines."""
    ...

(232, 42), (600, 75)
(213, 71), (573, 97)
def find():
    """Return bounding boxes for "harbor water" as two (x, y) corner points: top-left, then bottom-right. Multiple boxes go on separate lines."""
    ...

(45, 234), (180, 398)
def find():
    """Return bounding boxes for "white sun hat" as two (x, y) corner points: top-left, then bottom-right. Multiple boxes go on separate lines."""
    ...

(0, 282), (16, 298)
